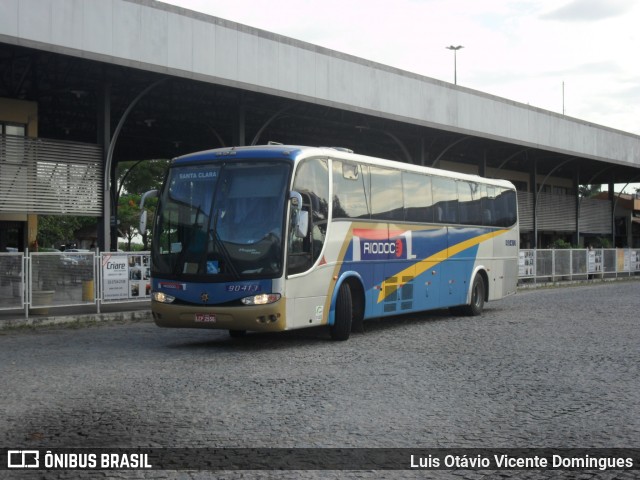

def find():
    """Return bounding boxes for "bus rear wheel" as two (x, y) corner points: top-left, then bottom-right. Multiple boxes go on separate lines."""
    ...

(463, 274), (485, 316)
(330, 283), (352, 341)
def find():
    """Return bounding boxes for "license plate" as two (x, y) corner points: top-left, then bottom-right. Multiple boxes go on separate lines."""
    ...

(195, 313), (216, 323)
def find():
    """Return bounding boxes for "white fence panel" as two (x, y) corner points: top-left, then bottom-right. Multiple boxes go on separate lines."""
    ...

(29, 251), (96, 313)
(1, 249), (637, 317)
(519, 248), (640, 284)
(0, 252), (25, 311)
(0, 251), (150, 318)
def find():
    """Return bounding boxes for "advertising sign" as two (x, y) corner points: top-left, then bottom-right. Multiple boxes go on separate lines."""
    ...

(519, 250), (535, 277)
(616, 249), (627, 272)
(102, 254), (150, 301)
(588, 250), (602, 274)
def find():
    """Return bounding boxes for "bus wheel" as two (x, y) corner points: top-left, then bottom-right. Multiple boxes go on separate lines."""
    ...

(330, 283), (353, 341)
(228, 329), (247, 338)
(463, 274), (486, 316)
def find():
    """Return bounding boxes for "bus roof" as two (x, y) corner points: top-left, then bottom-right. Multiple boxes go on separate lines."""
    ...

(173, 145), (516, 190)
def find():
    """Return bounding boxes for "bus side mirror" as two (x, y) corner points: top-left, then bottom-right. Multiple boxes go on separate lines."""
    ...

(139, 210), (148, 233)
(296, 210), (309, 238)
(139, 189), (158, 233)
(290, 191), (308, 238)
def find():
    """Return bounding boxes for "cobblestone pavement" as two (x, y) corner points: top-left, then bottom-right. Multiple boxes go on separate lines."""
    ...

(1, 281), (639, 479)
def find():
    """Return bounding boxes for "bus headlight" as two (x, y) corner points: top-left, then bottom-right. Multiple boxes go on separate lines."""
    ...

(241, 293), (281, 305)
(153, 291), (175, 303)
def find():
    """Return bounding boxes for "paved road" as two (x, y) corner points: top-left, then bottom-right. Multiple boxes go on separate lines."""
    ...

(1, 281), (639, 479)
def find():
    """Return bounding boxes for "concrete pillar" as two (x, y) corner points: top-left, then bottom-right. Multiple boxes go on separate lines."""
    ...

(234, 102), (246, 146)
(97, 82), (111, 252)
(609, 182), (615, 246)
(27, 215), (37, 250)
(573, 168), (580, 246)
(479, 149), (487, 177)
(530, 157), (538, 248)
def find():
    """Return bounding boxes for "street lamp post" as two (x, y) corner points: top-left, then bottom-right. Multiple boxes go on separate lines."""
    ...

(446, 45), (464, 85)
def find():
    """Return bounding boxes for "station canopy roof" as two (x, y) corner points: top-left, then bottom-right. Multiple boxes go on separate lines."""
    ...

(1, 42), (639, 186)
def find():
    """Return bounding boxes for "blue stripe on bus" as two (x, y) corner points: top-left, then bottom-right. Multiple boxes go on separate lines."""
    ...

(336, 226), (507, 318)
(153, 278), (274, 305)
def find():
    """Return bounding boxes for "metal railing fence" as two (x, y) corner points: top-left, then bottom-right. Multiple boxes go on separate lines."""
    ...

(519, 248), (640, 284)
(0, 250), (150, 317)
(1, 249), (638, 317)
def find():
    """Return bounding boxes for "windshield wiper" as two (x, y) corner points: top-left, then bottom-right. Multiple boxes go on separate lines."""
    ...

(172, 206), (209, 276)
(211, 209), (240, 279)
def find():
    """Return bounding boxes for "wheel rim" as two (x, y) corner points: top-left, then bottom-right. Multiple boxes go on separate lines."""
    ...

(473, 280), (483, 308)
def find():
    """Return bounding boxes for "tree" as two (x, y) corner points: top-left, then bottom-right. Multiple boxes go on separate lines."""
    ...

(37, 215), (95, 250)
(116, 194), (142, 251)
(138, 195), (158, 250)
(116, 159), (169, 195)
(115, 159), (168, 250)
(579, 184), (601, 198)
(115, 192), (159, 251)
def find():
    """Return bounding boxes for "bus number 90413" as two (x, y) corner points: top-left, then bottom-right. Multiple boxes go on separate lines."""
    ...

(226, 284), (261, 293)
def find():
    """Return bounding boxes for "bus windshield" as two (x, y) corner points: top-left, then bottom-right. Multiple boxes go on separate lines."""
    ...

(152, 161), (290, 280)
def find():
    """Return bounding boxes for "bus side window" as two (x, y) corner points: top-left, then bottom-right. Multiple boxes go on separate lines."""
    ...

(288, 158), (330, 275)
(474, 183), (488, 225)
(483, 186), (496, 226)
(288, 193), (330, 275)
(370, 167), (403, 221)
(495, 188), (517, 227)
(403, 172), (433, 223)
(332, 160), (370, 219)
(432, 177), (458, 224)
(458, 181), (482, 225)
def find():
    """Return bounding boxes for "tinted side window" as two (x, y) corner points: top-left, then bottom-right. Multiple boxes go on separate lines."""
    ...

(332, 160), (370, 219)
(495, 188), (517, 227)
(288, 158), (330, 274)
(483, 186), (496, 226)
(432, 177), (458, 224)
(458, 181), (483, 225)
(403, 172), (433, 222)
(482, 186), (517, 227)
(293, 158), (330, 226)
(370, 166), (403, 221)
(479, 184), (491, 225)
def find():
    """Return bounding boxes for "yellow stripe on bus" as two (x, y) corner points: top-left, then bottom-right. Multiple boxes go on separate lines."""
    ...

(376, 229), (508, 304)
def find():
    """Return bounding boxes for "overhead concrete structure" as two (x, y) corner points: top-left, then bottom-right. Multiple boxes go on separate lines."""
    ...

(2, 0), (640, 169)
(1, 0), (639, 250)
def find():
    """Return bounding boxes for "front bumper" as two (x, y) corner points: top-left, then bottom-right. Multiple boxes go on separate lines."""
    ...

(151, 298), (287, 332)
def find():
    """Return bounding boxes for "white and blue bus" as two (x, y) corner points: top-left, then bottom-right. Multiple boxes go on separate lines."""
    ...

(147, 145), (518, 340)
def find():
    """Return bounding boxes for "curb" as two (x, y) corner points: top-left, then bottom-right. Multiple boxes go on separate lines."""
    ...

(2, 277), (637, 331)
(0, 309), (152, 331)
(517, 275), (640, 290)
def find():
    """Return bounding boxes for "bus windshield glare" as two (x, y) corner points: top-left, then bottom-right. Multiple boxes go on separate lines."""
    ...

(152, 161), (290, 280)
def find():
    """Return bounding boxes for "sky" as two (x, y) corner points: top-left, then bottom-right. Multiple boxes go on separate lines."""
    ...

(162, 0), (640, 138)
(161, 0), (640, 193)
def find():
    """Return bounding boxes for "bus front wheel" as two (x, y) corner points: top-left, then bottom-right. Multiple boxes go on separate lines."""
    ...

(330, 283), (353, 341)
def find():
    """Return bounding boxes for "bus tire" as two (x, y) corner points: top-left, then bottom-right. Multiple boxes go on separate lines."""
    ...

(462, 274), (485, 316)
(330, 283), (353, 341)
(228, 329), (247, 338)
